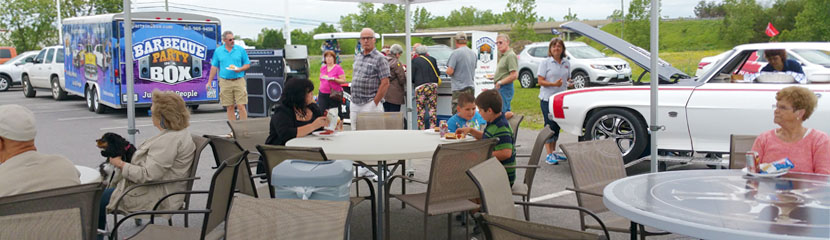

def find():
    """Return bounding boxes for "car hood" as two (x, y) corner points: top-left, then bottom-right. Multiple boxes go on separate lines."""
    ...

(561, 21), (691, 82)
(575, 57), (628, 65)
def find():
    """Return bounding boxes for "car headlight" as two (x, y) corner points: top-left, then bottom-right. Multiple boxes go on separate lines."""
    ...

(590, 64), (609, 70)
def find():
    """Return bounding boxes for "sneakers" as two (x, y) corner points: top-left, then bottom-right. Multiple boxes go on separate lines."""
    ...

(545, 153), (559, 165)
(554, 152), (568, 161)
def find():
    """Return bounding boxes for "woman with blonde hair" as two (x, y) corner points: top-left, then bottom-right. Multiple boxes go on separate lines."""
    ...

(98, 90), (196, 233)
(752, 86), (829, 174)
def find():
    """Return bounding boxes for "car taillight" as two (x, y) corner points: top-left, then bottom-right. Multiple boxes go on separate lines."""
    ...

(115, 69), (119, 77)
(698, 62), (710, 69)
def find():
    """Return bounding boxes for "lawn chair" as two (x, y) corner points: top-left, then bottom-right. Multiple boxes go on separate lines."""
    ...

(508, 114), (524, 144)
(109, 134), (209, 228)
(110, 151), (247, 240)
(511, 127), (555, 221)
(385, 138), (497, 240)
(227, 118), (270, 159)
(467, 158), (609, 240)
(0, 182), (105, 240)
(204, 135), (265, 198)
(355, 112), (409, 207)
(560, 139), (668, 240)
(729, 135), (758, 169)
(256, 144), (377, 240)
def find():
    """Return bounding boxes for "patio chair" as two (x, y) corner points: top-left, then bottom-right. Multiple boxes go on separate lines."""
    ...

(111, 150), (247, 240)
(355, 111), (408, 206)
(227, 118), (271, 159)
(204, 135), (265, 198)
(560, 139), (669, 240)
(511, 127), (556, 221)
(385, 138), (497, 240)
(0, 182), (105, 240)
(729, 135), (758, 169)
(508, 114), (524, 144)
(109, 134), (210, 228)
(224, 197), (352, 240)
(466, 158), (609, 240)
(256, 144), (377, 240)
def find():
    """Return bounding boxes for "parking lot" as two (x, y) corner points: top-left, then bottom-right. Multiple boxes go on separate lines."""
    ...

(0, 86), (701, 239)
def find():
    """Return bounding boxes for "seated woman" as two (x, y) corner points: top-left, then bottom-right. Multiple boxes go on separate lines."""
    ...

(752, 86), (829, 174)
(99, 90), (196, 232)
(733, 49), (806, 83)
(266, 77), (330, 146)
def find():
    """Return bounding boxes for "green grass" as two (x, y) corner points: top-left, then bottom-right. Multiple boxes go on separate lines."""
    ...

(308, 55), (354, 96)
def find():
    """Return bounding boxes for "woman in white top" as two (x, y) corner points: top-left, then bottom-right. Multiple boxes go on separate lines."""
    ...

(536, 38), (572, 165)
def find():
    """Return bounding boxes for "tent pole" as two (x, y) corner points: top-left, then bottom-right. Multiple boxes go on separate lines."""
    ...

(649, 0), (659, 173)
(405, 1), (414, 130)
(124, 0), (136, 144)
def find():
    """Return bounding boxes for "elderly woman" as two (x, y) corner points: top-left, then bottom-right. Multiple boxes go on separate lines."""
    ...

(99, 90), (196, 232)
(752, 86), (829, 174)
(266, 77), (329, 146)
(383, 44), (406, 112)
(412, 44), (439, 129)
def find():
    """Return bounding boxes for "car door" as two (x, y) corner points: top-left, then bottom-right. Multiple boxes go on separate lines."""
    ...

(55, 48), (66, 88)
(29, 49), (48, 86)
(34, 48), (56, 88)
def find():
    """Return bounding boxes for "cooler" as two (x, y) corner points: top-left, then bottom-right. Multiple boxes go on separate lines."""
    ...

(271, 160), (353, 201)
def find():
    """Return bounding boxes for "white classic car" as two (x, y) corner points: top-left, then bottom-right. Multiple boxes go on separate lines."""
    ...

(550, 22), (830, 163)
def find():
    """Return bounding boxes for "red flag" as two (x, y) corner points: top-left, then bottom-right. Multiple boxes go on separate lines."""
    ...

(765, 22), (779, 37)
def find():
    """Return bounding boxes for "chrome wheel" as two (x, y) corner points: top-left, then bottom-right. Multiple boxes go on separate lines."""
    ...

(584, 108), (648, 163)
(572, 71), (588, 89)
(519, 71), (535, 88)
(0, 76), (9, 91)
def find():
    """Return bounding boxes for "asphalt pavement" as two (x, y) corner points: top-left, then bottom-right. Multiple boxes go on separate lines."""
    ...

(0, 86), (702, 240)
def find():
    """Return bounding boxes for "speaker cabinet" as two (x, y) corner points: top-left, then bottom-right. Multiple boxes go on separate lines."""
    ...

(246, 77), (283, 117)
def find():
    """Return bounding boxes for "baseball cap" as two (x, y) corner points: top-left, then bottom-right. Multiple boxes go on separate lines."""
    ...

(0, 104), (37, 141)
(454, 32), (466, 42)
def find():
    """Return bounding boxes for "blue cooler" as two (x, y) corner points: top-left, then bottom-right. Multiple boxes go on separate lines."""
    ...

(271, 160), (353, 201)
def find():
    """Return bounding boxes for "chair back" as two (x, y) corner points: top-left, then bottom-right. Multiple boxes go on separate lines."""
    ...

(356, 112), (404, 130)
(730, 135), (758, 169)
(466, 158), (517, 219)
(204, 135), (258, 198)
(0, 183), (105, 240)
(256, 144), (328, 198)
(477, 214), (601, 240)
(201, 150), (246, 239)
(523, 127), (555, 190)
(425, 139), (497, 209)
(227, 118), (271, 154)
(560, 139), (626, 214)
(507, 114), (524, 144)
(183, 135), (210, 208)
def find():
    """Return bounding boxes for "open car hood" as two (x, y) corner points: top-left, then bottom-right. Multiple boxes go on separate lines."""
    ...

(561, 21), (691, 82)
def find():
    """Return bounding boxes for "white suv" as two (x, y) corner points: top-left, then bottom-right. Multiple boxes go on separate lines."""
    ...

(22, 45), (68, 100)
(518, 41), (631, 88)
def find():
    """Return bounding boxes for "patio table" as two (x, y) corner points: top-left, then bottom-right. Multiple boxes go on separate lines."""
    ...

(225, 196), (350, 240)
(75, 165), (102, 184)
(603, 169), (829, 240)
(286, 129), (471, 240)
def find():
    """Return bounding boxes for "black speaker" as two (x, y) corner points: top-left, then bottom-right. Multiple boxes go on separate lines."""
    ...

(246, 77), (283, 117)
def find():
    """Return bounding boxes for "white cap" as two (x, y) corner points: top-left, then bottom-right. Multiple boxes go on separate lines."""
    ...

(0, 104), (36, 141)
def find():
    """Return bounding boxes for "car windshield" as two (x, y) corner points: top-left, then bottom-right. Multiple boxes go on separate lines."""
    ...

(568, 46), (605, 59)
(426, 46), (452, 62)
(792, 49), (830, 66)
(2, 53), (30, 65)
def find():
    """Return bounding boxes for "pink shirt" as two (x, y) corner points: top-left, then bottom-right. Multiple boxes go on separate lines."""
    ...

(319, 64), (344, 94)
(752, 128), (830, 175)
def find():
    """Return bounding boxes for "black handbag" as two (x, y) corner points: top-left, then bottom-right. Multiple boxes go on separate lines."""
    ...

(329, 89), (344, 103)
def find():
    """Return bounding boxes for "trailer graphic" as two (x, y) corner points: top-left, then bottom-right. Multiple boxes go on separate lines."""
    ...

(63, 12), (220, 112)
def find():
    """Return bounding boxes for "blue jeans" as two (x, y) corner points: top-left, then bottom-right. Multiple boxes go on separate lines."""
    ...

(498, 85), (513, 113)
(98, 188), (115, 239)
(540, 100), (561, 143)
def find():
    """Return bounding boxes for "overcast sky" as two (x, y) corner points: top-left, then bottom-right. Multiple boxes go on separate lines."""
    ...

(131, 0), (723, 40)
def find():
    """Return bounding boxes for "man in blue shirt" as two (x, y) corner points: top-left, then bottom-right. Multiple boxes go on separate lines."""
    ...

(206, 31), (251, 121)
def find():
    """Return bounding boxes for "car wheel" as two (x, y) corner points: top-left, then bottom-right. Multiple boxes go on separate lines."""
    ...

(584, 108), (648, 163)
(51, 77), (67, 100)
(92, 87), (107, 114)
(188, 104), (199, 111)
(0, 75), (10, 91)
(519, 70), (536, 88)
(572, 71), (590, 89)
(85, 87), (95, 112)
(22, 75), (35, 98)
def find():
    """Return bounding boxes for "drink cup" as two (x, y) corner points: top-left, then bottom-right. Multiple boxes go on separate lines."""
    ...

(745, 151), (759, 173)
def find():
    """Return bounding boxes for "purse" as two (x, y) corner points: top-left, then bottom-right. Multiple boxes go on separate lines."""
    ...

(329, 89), (344, 103)
(420, 56), (442, 86)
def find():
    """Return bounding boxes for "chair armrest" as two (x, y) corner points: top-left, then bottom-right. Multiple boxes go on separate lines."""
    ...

(110, 177), (200, 214)
(391, 175), (428, 185)
(504, 165), (540, 169)
(565, 187), (603, 197)
(152, 190), (210, 211)
(351, 177), (376, 198)
(111, 209), (211, 239)
(514, 201), (610, 238)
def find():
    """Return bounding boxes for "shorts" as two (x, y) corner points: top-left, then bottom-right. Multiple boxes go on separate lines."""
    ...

(540, 100), (560, 143)
(219, 77), (248, 106)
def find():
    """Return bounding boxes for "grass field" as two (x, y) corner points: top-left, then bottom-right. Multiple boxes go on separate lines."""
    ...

(306, 49), (727, 130)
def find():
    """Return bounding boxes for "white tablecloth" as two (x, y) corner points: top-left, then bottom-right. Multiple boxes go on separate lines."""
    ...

(286, 130), (470, 163)
(75, 165), (102, 184)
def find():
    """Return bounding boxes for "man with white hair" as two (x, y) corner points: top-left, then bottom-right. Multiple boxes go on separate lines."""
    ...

(0, 104), (79, 197)
(493, 33), (518, 115)
(350, 28), (391, 130)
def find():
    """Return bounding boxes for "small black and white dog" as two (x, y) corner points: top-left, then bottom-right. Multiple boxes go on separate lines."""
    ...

(96, 132), (136, 182)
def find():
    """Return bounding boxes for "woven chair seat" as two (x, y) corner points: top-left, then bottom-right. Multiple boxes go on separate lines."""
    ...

(393, 193), (479, 216)
(129, 225), (200, 240)
(481, 214), (601, 240)
(226, 197), (350, 240)
(511, 183), (528, 196)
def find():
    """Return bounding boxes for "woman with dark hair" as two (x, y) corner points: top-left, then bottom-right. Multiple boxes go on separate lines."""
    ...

(266, 77), (329, 146)
(318, 50), (347, 117)
(537, 38), (572, 165)
(760, 49), (804, 74)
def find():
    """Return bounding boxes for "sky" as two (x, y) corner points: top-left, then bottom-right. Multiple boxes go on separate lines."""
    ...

(130, 0), (723, 40)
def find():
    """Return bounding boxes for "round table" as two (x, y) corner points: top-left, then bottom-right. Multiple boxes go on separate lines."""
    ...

(603, 170), (830, 240)
(75, 165), (103, 184)
(286, 129), (473, 240)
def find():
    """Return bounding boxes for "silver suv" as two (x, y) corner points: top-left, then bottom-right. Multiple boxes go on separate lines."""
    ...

(518, 41), (631, 88)
(21, 46), (68, 100)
